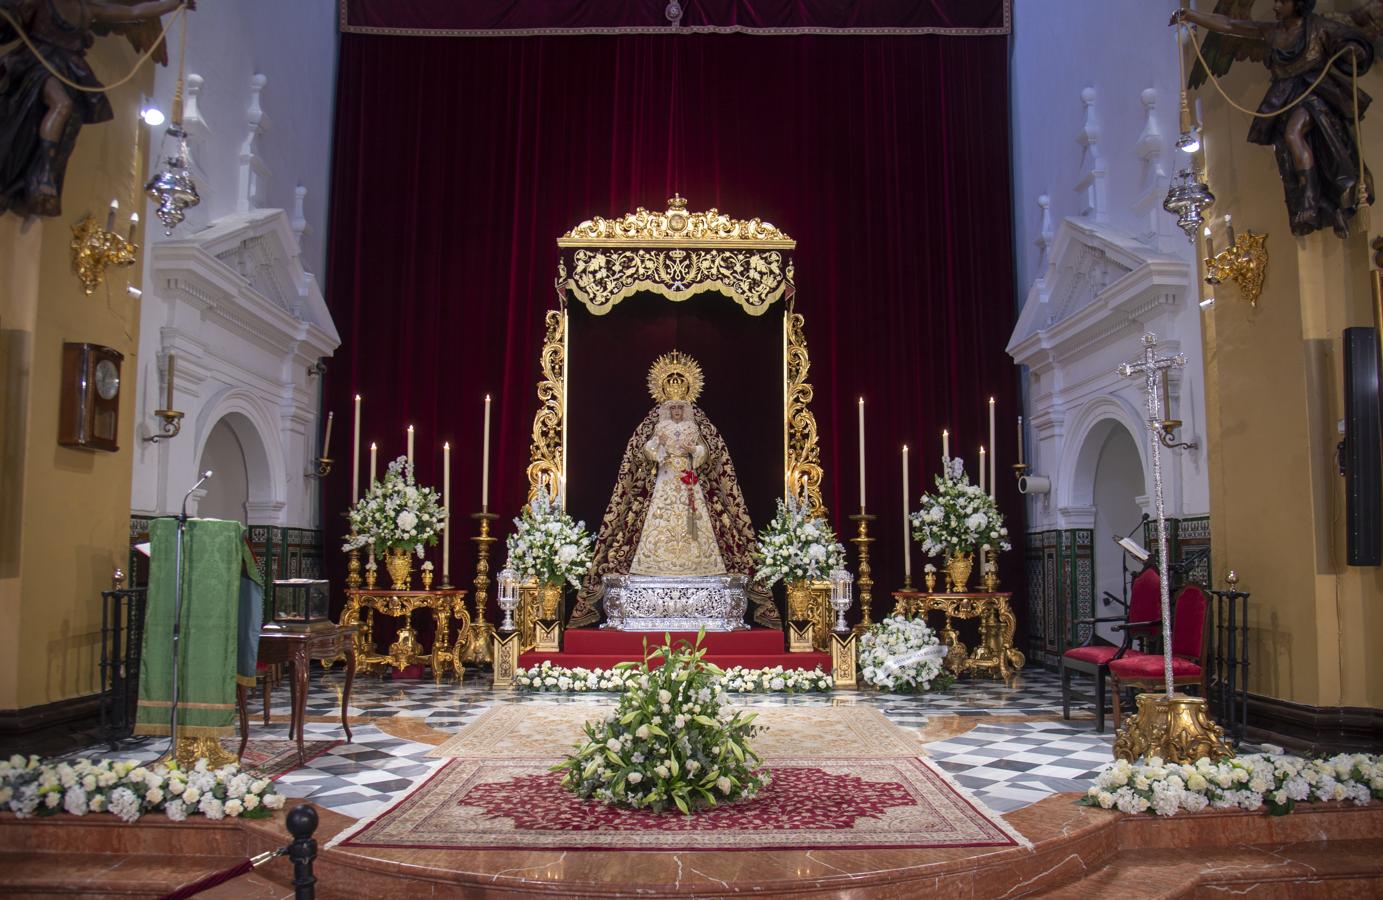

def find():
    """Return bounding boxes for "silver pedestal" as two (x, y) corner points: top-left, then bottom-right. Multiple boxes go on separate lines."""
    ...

(602, 574), (750, 631)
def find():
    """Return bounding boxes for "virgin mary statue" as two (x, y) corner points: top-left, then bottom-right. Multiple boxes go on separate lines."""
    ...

(568, 351), (779, 629)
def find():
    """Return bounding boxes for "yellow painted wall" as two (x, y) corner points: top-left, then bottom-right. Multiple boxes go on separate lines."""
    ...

(0, 40), (150, 711)
(1197, 5), (1383, 710)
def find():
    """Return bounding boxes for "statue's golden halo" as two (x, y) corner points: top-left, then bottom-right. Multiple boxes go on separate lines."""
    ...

(647, 351), (704, 404)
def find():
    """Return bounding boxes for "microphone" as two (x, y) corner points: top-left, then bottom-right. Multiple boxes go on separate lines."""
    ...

(181, 469), (213, 519)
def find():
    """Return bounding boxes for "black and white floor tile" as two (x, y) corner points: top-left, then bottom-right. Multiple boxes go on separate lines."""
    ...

(70, 666), (1116, 819)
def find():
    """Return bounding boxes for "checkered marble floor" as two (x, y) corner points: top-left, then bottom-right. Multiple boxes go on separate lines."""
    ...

(72, 666), (1114, 820)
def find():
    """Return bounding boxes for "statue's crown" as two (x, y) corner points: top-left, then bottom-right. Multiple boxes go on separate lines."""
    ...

(648, 351), (704, 403)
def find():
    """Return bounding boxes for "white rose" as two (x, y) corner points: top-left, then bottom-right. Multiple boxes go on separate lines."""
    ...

(627, 772), (643, 784)
(396, 511), (418, 532)
(262, 793), (285, 810)
(224, 799), (244, 817)
(182, 787), (200, 805)
(716, 776), (733, 794)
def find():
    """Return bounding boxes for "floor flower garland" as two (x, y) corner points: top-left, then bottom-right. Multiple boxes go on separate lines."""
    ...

(858, 615), (955, 693)
(1083, 749), (1383, 817)
(517, 660), (833, 693)
(0, 755), (287, 822)
(556, 634), (769, 814)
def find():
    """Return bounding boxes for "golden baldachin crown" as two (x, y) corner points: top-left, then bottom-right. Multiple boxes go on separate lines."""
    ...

(648, 351), (704, 403)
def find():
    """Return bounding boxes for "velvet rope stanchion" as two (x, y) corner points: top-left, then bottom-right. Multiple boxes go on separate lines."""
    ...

(155, 803), (318, 900)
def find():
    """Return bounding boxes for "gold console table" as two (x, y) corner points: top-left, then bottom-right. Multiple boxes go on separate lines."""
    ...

(890, 591), (1025, 680)
(340, 588), (472, 683)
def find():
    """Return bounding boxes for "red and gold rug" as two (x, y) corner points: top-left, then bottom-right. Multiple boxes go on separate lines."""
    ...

(336, 756), (1023, 851)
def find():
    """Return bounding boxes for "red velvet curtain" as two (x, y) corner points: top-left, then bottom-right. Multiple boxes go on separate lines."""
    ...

(324, 30), (1022, 631)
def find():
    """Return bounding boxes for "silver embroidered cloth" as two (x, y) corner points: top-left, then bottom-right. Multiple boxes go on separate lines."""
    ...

(601, 574), (750, 631)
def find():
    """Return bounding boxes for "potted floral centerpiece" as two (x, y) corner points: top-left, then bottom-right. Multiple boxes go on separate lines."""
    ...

(909, 458), (1010, 592)
(504, 492), (594, 617)
(753, 497), (848, 617)
(343, 456), (446, 589)
(557, 633), (769, 813)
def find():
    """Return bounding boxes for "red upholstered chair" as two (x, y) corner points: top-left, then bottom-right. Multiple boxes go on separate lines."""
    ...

(1061, 566), (1161, 733)
(1108, 583), (1210, 731)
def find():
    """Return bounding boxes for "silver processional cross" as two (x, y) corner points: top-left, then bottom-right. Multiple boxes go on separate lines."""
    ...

(1118, 332), (1184, 699)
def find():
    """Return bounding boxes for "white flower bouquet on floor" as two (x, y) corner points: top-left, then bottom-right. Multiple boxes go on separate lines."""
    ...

(557, 633), (769, 814)
(504, 492), (594, 588)
(0, 755), (287, 823)
(752, 497), (847, 587)
(342, 456), (446, 558)
(909, 458), (1010, 557)
(516, 660), (833, 693)
(857, 614), (955, 693)
(1083, 749), (1383, 817)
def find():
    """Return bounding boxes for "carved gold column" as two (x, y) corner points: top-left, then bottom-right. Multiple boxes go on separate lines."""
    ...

(345, 546), (362, 589)
(849, 513), (876, 634)
(464, 512), (497, 666)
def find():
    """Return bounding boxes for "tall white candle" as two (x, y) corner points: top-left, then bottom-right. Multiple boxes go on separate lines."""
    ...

(407, 425), (415, 465)
(352, 394), (361, 503)
(443, 442), (451, 583)
(322, 411), (334, 461)
(979, 445), (987, 494)
(1017, 415), (1025, 465)
(902, 444), (911, 583)
(942, 429), (950, 463)
(370, 442), (377, 485)
(988, 397), (996, 498)
(858, 397), (866, 513)
(482, 394), (491, 511)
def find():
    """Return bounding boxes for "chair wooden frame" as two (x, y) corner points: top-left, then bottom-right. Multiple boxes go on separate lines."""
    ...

(1060, 567), (1161, 733)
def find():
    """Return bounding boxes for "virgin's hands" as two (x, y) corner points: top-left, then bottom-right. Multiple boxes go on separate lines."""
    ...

(1169, 8), (1185, 26)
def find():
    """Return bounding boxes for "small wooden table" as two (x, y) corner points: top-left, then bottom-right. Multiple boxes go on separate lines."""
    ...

(250, 623), (357, 764)
(890, 591), (1026, 679)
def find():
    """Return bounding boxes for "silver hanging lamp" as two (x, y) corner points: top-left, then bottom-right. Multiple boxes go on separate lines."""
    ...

(144, 9), (199, 235)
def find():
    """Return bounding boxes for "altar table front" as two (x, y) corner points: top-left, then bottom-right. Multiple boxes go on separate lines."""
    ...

(890, 591), (1026, 680)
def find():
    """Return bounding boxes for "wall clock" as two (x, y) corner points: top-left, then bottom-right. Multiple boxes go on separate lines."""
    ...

(58, 342), (123, 452)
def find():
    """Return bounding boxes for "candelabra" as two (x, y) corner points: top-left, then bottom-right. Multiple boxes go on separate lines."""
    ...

(848, 513), (876, 634)
(465, 512), (498, 665)
(70, 213), (138, 296)
(1204, 230), (1268, 309)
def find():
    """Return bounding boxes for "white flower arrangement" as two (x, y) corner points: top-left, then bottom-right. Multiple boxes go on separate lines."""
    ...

(556, 634), (769, 814)
(0, 755), (287, 823)
(504, 492), (594, 588)
(342, 456), (446, 559)
(516, 660), (833, 693)
(857, 614), (955, 693)
(909, 457), (1011, 557)
(752, 497), (848, 587)
(1083, 749), (1383, 817)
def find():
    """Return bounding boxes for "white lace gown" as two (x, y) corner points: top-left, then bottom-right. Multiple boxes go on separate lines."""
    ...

(628, 418), (727, 577)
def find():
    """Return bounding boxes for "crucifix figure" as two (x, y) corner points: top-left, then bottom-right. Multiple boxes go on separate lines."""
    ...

(1117, 332), (1186, 700)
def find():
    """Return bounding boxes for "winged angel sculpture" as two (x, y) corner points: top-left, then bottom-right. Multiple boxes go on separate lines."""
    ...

(0, 0), (190, 219)
(1177, 0), (1374, 237)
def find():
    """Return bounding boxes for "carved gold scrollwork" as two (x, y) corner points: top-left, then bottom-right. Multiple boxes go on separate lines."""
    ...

(559, 195), (795, 247)
(567, 247), (789, 316)
(785, 298), (825, 518)
(526, 309), (566, 501)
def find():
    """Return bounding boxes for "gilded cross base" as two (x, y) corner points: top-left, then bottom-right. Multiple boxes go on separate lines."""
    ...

(1114, 692), (1234, 764)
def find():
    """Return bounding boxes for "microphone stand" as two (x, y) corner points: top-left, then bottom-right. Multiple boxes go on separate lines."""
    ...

(166, 470), (212, 762)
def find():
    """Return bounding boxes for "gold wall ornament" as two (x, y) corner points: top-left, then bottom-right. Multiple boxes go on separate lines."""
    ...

(647, 350), (705, 403)
(558, 197), (796, 316)
(1204, 230), (1268, 308)
(70, 214), (138, 295)
(1113, 692), (1234, 764)
(526, 309), (567, 501)
(784, 303), (825, 517)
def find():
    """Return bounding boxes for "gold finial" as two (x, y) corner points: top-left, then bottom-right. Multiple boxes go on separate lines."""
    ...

(668, 194), (687, 210)
(1226, 570), (1239, 586)
(648, 350), (704, 403)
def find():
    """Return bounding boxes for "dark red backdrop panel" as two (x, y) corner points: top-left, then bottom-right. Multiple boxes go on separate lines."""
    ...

(324, 31), (1024, 632)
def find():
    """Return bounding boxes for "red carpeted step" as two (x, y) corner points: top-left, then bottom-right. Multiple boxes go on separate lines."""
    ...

(561, 628), (787, 655)
(518, 651), (833, 672)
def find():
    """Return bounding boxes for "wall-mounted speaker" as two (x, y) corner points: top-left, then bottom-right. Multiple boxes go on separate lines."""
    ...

(1343, 326), (1381, 566)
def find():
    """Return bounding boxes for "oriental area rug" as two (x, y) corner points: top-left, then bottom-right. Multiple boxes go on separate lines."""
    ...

(338, 756), (1021, 851)
(220, 738), (341, 780)
(427, 703), (927, 760)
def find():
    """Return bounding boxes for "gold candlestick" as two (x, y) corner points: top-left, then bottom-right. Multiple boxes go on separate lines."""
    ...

(465, 512), (498, 666)
(849, 513), (876, 635)
(346, 545), (362, 589)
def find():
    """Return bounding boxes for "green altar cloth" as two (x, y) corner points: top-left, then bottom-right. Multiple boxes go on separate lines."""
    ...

(135, 518), (262, 738)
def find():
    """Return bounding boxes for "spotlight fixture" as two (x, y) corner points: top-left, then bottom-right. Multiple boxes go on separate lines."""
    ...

(140, 106), (166, 127)
(1163, 168), (1215, 241)
(1199, 296), (1216, 309)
